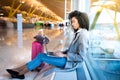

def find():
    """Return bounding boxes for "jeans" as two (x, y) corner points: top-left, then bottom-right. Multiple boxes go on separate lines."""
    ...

(26, 53), (67, 70)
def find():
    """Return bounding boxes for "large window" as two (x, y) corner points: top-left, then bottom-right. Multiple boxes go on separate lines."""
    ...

(88, 0), (120, 80)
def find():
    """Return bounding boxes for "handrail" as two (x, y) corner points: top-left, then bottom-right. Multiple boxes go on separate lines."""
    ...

(82, 61), (91, 80)
(83, 55), (99, 80)
(54, 63), (81, 72)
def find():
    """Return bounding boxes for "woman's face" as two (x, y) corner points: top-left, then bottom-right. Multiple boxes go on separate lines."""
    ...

(71, 17), (80, 30)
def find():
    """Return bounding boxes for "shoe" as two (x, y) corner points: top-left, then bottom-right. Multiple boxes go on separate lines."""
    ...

(6, 69), (19, 75)
(6, 69), (25, 79)
(11, 74), (25, 79)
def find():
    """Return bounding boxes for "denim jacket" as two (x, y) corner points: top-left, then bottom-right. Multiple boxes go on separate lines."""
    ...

(64, 29), (89, 68)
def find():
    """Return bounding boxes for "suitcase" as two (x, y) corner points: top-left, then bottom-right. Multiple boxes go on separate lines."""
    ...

(32, 41), (45, 69)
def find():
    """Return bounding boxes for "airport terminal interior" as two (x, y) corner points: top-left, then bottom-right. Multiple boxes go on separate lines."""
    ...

(0, 0), (120, 80)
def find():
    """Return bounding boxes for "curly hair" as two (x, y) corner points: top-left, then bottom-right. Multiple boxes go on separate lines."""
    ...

(68, 10), (89, 30)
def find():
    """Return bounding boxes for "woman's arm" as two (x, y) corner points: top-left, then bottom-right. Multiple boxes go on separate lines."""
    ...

(53, 50), (67, 57)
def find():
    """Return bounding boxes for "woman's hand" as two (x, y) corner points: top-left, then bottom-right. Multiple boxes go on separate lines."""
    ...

(53, 50), (67, 57)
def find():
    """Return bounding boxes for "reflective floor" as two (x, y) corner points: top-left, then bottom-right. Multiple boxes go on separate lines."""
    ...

(0, 27), (65, 79)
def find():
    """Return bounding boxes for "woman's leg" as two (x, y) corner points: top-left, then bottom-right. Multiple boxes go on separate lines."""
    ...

(6, 65), (27, 79)
(19, 65), (29, 75)
(6, 53), (66, 79)
(8, 64), (29, 75)
(26, 53), (67, 71)
(13, 65), (26, 72)
(8, 53), (66, 74)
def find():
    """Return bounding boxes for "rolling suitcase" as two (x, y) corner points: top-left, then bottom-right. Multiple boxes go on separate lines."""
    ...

(32, 41), (45, 69)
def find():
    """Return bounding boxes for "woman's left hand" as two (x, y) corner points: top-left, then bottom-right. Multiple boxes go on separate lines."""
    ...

(53, 51), (67, 57)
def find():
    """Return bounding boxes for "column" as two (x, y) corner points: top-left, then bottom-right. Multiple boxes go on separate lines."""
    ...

(64, 0), (67, 20)
(79, 0), (91, 14)
(17, 14), (23, 48)
(73, 0), (91, 14)
(73, 0), (79, 10)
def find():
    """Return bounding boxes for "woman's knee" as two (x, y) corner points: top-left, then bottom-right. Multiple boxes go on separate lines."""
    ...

(37, 53), (47, 59)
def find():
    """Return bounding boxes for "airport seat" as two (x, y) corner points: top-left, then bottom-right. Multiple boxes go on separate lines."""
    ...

(42, 61), (91, 80)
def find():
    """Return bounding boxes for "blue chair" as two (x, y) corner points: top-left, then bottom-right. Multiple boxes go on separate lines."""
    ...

(43, 61), (91, 80)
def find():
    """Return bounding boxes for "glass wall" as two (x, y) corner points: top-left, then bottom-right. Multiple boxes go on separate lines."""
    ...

(88, 0), (120, 80)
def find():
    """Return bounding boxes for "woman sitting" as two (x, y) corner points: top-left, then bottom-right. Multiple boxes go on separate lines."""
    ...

(6, 10), (89, 79)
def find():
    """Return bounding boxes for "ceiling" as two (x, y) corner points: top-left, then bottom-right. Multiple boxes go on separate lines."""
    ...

(91, 0), (120, 12)
(1, 0), (119, 22)
(0, 0), (71, 22)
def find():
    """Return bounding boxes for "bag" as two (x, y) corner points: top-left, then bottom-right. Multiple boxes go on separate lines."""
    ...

(34, 35), (49, 44)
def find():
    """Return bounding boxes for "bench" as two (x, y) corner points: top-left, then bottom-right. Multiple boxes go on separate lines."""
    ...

(34, 61), (91, 80)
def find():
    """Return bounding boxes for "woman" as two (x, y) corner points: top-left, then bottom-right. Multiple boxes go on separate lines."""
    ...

(6, 10), (89, 79)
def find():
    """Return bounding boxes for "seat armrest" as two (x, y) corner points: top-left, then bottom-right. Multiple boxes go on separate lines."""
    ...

(54, 63), (81, 72)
